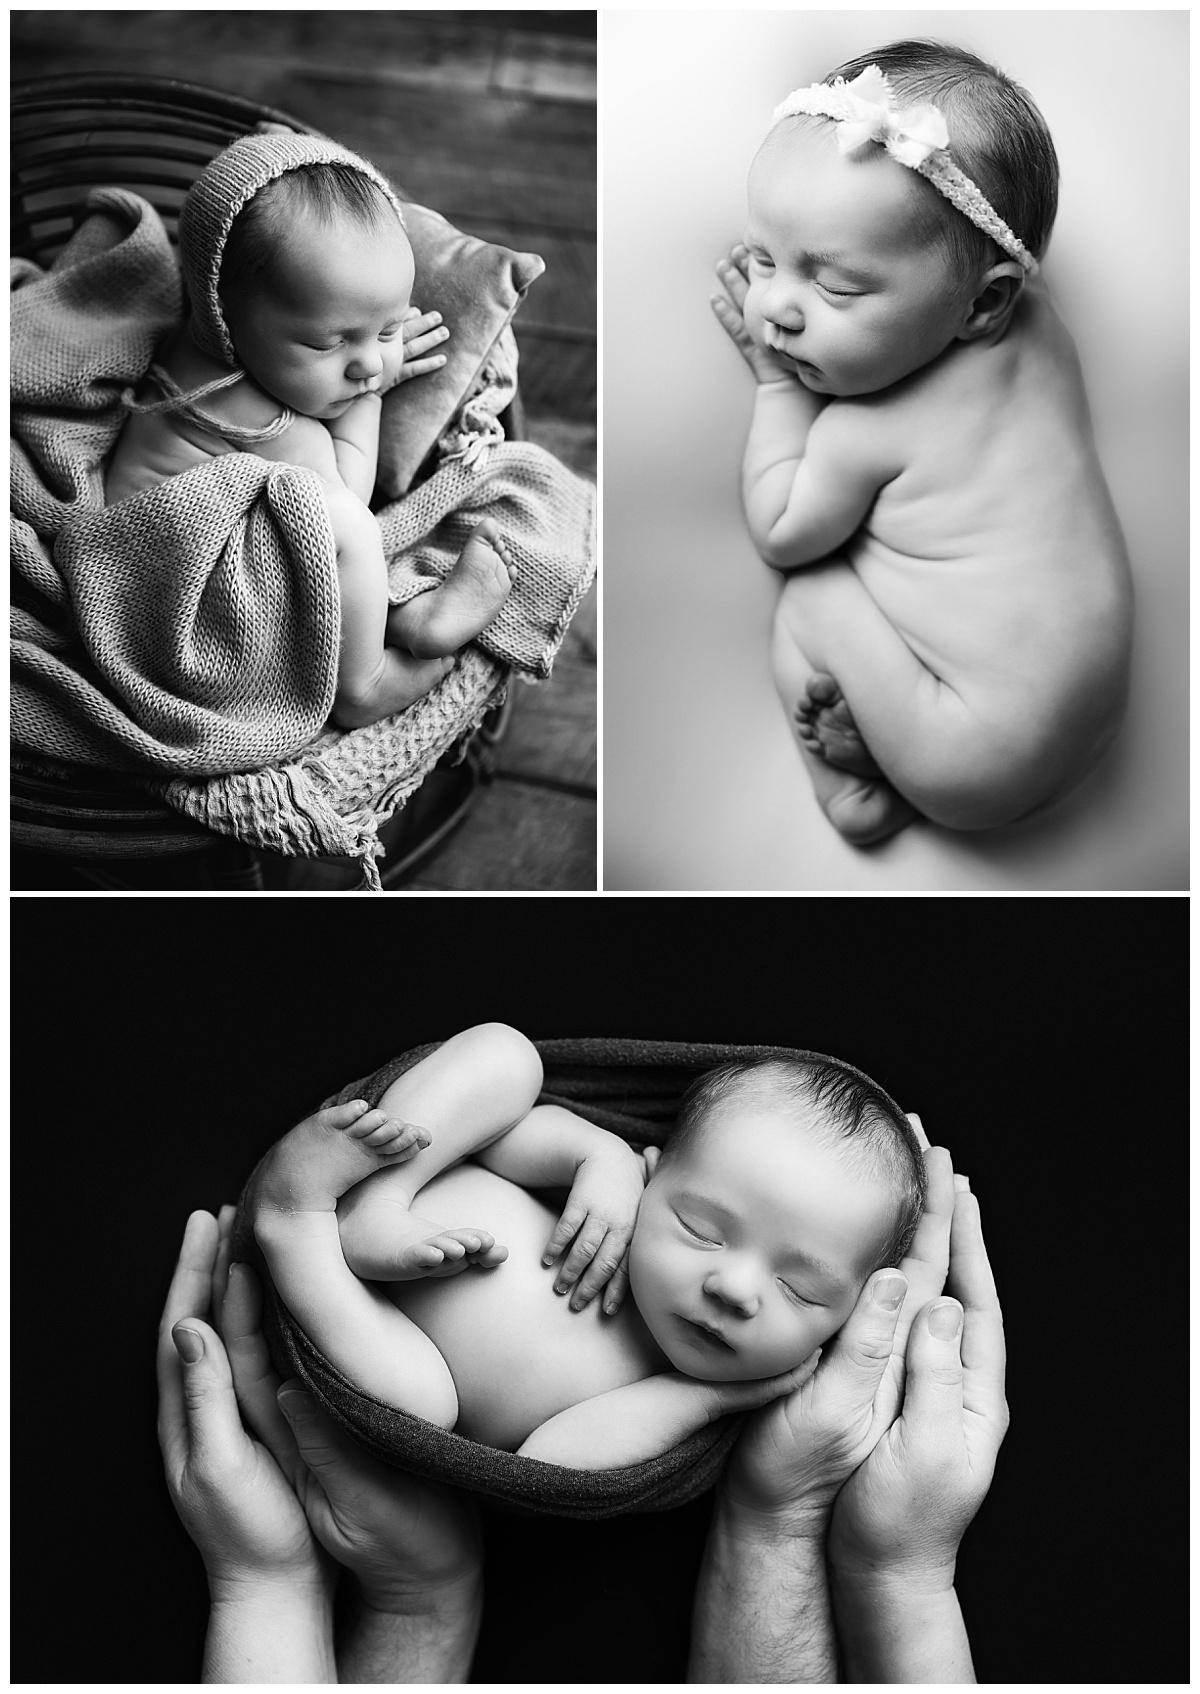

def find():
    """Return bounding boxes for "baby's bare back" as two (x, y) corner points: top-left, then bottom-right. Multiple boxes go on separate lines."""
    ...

(388, 1164), (664, 1450)
(850, 283), (1132, 722)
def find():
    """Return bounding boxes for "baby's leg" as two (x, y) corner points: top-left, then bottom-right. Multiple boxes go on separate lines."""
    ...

(337, 1023), (545, 1278)
(386, 518), (517, 659)
(246, 1100), (459, 1423)
(772, 563), (918, 845)
(321, 482), (454, 730)
(774, 559), (1045, 833)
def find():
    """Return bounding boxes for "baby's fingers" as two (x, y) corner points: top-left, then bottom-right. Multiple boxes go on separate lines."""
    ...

(715, 248), (751, 307)
(555, 1216), (610, 1296)
(543, 1202), (587, 1269)
(398, 352), (449, 381)
(568, 1230), (630, 1312)
(602, 1252), (631, 1317)
(405, 322), (450, 361)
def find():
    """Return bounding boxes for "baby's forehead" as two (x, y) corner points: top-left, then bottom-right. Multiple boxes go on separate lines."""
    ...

(750, 119), (932, 251)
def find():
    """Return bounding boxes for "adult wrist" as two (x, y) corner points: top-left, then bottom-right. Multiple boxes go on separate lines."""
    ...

(352, 1562), (483, 1621)
(714, 1480), (834, 1549)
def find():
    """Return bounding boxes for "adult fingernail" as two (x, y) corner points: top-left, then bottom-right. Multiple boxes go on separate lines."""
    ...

(174, 1326), (203, 1363)
(873, 1274), (906, 1311)
(929, 1301), (963, 1340)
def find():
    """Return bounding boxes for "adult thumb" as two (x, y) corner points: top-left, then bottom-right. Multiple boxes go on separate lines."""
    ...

(901, 1299), (965, 1436)
(171, 1319), (242, 1472)
(823, 1270), (907, 1409)
(276, 1383), (348, 1485)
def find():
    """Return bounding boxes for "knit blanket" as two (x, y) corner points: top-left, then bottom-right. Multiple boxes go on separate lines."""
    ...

(11, 190), (595, 887)
(231, 1037), (842, 1519)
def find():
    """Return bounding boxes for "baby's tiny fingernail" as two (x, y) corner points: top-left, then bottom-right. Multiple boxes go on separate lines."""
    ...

(554, 1282), (568, 1296)
(173, 1326), (203, 1363)
(278, 1387), (316, 1419)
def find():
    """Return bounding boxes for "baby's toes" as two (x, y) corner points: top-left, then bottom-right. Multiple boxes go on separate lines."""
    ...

(342, 1106), (391, 1141)
(321, 1099), (374, 1133)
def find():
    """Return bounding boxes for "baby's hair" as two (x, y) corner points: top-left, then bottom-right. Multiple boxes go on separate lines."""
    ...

(663, 1055), (927, 1270)
(823, 39), (1058, 281)
(219, 162), (402, 304)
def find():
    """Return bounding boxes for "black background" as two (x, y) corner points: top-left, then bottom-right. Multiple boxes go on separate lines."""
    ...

(11, 896), (1187, 1682)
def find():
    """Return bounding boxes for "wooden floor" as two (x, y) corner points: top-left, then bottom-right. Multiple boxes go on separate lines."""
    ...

(12, 10), (597, 892)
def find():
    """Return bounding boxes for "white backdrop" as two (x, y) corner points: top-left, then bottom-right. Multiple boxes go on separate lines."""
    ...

(602, 10), (1188, 891)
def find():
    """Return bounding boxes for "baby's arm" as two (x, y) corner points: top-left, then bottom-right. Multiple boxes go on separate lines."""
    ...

(326, 392), (383, 505)
(743, 394), (897, 569)
(519, 1355), (821, 1470)
(473, 1106), (647, 1313)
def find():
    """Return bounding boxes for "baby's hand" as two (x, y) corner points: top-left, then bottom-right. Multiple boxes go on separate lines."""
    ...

(543, 1144), (647, 1316)
(712, 243), (795, 385)
(390, 306), (450, 387)
(690, 1350), (824, 1423)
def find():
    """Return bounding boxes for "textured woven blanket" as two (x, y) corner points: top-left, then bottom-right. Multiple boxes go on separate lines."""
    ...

(232, 1036), (844, 1518)
(11, 189), (595, 886)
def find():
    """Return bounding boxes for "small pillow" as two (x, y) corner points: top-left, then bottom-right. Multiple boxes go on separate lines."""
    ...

(377, 201), (544, 499)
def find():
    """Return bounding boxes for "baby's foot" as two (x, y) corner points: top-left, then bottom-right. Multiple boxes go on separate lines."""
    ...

(794, 673), (883, 777)
(379, 1222), (509, 1281)
(394, 518), (517, 659)
(247, 1099), (431, 1222)
(820, 774), (920, 846)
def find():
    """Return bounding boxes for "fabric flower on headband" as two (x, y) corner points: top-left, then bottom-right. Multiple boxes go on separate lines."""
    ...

(817, 65), (950, 167)
(770, 64), (1038, 273)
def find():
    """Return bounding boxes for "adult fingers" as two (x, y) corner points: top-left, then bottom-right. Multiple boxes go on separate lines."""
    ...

(947, 1190), (1008, 1441)
(907, 1111), (932, 1152)
(276, 1384), (378, 1522)
(163, 1317), (250, 1486)
(899, 1145), (955, 1316)
(211, 1204), (236, 1336)
(157, 1211), (221, 1474)
(817, 1270), (907, 1422)
(897, 1299), (965, 1449)
(222, 1262), (301, 1481)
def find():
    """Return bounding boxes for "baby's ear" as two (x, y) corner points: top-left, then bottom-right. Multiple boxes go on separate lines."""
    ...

(640, 1145), (663, 1185)
(958, 260), (1025, 342)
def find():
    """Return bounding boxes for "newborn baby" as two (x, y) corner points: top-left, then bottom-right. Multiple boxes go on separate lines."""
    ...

(712, 41), (1133, 843)
(247, 1024), (925, 1467)
(106, 134), (516, 730)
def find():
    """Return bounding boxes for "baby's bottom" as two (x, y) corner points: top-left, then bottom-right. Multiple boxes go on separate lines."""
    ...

(246, 1023), (544, 1424)
(771, 557), (1065, 841)
(322, 490), (517, 731)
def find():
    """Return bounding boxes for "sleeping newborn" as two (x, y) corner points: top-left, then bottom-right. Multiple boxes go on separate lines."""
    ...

(247, 1024), (925, 1467)
(713, 42), (1133, 842)
(105, 133), (516, 729)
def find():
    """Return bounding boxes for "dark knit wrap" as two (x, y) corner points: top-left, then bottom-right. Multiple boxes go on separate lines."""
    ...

(232, 1036), (874, 1518)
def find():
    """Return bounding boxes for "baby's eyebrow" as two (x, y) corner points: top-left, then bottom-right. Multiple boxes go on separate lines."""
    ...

(804, 250), (877, 284)
(778, 1242), (842, 1284)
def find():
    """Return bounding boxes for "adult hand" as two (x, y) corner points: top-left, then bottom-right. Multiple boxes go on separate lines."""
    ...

(711, 243), (796, 384)
(157, 1208), (327, 1596)
(829, 1178), (1008, 1586)
(221, 1256), (482, 1611)
(722, 1122), (957, 1532)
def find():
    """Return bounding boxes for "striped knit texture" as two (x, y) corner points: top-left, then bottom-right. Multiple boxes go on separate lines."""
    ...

(12, 189), (594, 884)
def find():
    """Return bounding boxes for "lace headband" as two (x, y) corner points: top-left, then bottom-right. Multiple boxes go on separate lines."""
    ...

(771, 65), (1038, 274)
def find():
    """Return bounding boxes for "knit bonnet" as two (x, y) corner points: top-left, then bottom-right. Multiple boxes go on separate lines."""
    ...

(178, 131), (407, 367)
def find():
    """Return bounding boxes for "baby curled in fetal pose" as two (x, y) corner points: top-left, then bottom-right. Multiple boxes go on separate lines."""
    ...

(712, 41), (1133, 843)
(106, 135), (516, 729)
(246, 1024), (925, 1466)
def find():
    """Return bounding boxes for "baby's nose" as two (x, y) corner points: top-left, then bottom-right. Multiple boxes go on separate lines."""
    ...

(762, 284), (804, 334)
(703, 1267), (760, 1317)
(346, 346), (384, 380)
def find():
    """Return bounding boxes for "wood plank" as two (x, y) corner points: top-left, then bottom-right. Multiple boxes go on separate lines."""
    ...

(498, 587), (596, 788)
(403, 780), (596, 889)
(512, 337), (595, 420)
(13, 13), (594, 100)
